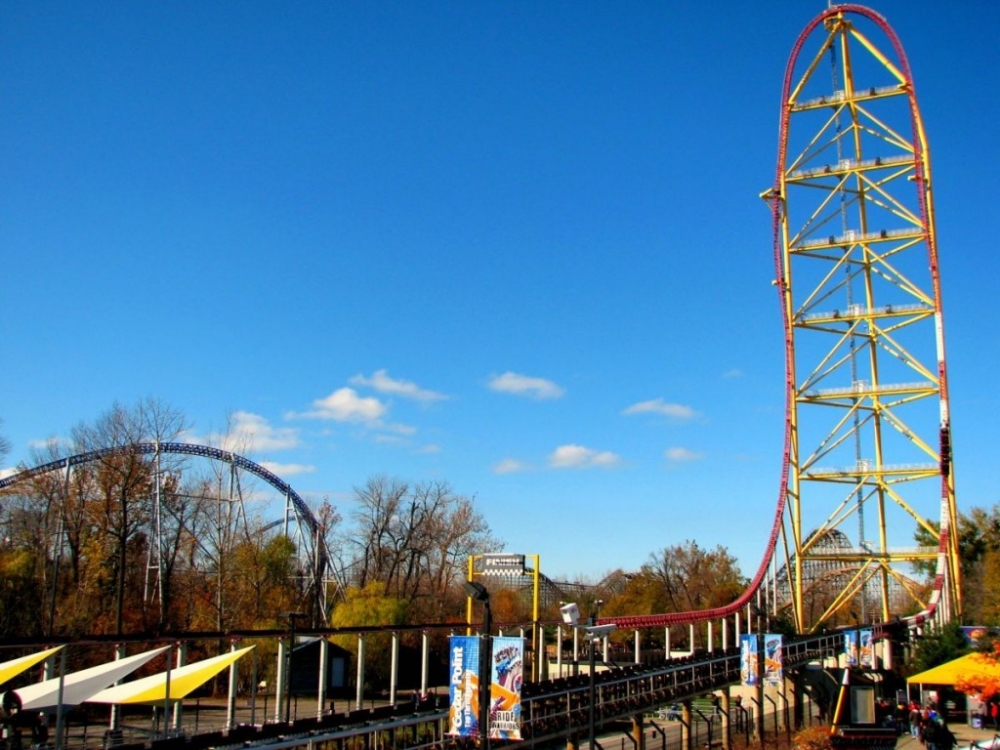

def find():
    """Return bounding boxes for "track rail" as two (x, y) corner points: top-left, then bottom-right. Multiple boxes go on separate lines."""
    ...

(0, 441), (320, 535)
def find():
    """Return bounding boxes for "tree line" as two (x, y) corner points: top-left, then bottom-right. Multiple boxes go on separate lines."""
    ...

(0, 400), (504, 640)
(4, 399), (998, 649)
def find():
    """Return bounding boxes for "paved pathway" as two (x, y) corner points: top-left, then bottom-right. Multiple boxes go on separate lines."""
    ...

(897, 722), (1000, 750)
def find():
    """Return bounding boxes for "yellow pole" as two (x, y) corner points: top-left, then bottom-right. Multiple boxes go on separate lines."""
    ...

(532, 555), (540, 681)
(466, 555), (476, 636)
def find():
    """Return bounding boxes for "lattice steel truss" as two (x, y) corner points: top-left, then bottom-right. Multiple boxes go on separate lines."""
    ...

(764, 5), (960, 632)
(0, 442), (345, 628)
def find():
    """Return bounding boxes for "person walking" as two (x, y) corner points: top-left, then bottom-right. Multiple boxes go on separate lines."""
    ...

(922, 716), (939, 750)
(910, 701), (922, 739)
(935, 718), (956, 750)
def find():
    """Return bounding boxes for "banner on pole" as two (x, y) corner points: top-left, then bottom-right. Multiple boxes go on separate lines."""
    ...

(763, 634), (783, 685)
(488, 636), (524, 739)
(447, 635), (481, 738)
(741, 633), (783, 686)
(740, 634), (759, 686)
(859, 629), (874, 668)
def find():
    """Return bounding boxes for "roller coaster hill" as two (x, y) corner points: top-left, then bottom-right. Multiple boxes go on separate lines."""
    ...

(0, 4), (965, 750)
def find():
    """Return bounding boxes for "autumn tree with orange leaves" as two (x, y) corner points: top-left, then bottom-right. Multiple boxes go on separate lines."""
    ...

(956, 642), (1000, 702)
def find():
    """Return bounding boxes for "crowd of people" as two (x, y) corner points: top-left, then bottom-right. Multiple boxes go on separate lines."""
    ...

(904, 701), (959, 750)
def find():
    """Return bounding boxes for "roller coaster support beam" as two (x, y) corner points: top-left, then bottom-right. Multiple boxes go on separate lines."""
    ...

(631, 713), (645, 750)
(793, 677), (805, 730)
(681, 701), (693, 750)
(721, 687), (732, 750)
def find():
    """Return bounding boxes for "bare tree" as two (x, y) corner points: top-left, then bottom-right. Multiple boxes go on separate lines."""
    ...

(347, 476), (502, 612)
(351, 475), (409, 589)
(70, 398), (188, 634)
(0, 418), (11, 463)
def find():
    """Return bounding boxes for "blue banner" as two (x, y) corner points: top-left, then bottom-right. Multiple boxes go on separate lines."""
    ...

(740, 634), (759, 686)
(489, 637), (523, 740)
(844, 631), (858, 666)
(447, 635), (481, 737)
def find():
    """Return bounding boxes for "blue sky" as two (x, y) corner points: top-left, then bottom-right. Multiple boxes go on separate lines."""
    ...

(2, 2), (998, 582)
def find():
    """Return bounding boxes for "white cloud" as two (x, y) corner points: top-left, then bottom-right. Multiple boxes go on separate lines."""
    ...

(350, 369), (448, 402)
(175, 428), (207, 446)
(622, 398), (697, 419)
(548, 444), (621, 469)
(493, 458), (531, 474)
(260, 461), (316, 477)
(723, 368), (744, 379)
(416, 443), (441, 454)
(664, 446), (704, 463)
(302, 388), (387, 423)
(384, 422), (417, 436)
(488, 372), (565, 400)
(222, 411), (300, 452)
(372, 422), (418, 443)
(0, 467), (17, 480)
(28, 437), (66, 451)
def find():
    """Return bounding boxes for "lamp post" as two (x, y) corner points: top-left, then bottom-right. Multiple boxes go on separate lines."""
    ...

(751, 605), (766, 747)
(463, 581), (492, 750)
(560, 601), (616, 750)
(278, 611), (305, 725)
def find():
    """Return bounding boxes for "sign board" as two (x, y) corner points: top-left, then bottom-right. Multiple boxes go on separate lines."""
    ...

(481, 554), (526, 575)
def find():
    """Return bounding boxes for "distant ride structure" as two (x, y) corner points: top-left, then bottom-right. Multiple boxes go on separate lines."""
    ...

(0, 441), (341, 627)
(762, 4), (960, 631)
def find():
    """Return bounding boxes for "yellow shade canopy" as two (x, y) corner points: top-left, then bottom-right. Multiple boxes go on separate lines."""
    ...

(88, 646), (254, 705)
(0, 646), (63, 688)
(906, 652), (1000, 686)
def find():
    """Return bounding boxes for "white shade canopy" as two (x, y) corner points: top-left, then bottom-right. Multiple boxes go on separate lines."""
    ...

(13, 646), (170, 712)
(88, 646), (254, 706)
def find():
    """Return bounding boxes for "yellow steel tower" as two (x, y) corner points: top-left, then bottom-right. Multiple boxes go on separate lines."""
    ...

(764, 5), (959, 632)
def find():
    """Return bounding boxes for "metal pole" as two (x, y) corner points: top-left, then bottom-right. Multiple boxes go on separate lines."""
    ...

(480, 602), (492, 750)
(573, 627), (580, 676)
(54, 646), (67, 750)
(226, 641), (238, 729)
(557, 626), (563, 677)
(173, 642), (186, 731)
(390, 632), (399, 706)
(110, 644), (124, 730)
(317, 638), (328, 720)
(285, 620), (296, 723)
(355, 634), (366, 711)
(421, 631), (430, 697)
(589, 629), (596, 750)
(250, 647), (258, 726)
(275, 637), (287, 723)
(163, 643), (174, 736)
(756, 631), (765, 746)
